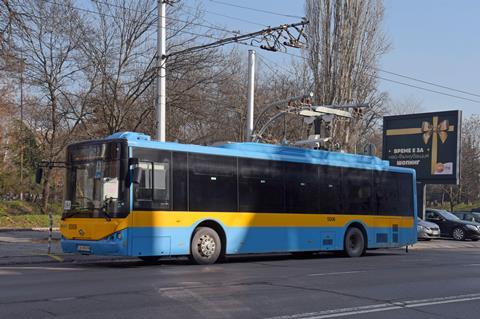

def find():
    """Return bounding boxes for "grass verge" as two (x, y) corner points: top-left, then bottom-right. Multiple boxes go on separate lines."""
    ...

(0, 201), (62, 229)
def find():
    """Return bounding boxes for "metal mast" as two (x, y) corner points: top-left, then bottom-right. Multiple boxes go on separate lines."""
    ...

(246, 50), (256, 141)
(156, 0), (167, 141)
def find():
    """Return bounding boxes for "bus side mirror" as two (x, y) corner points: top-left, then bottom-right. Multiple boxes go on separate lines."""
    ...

(35, 168), (43, 184)
(129, 158), (141, 184)
(132, 166), (142, 184)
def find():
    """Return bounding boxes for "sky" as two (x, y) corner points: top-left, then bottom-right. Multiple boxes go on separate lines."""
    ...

(184, 0), (480, 117)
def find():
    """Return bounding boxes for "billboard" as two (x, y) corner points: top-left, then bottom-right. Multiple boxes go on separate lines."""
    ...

(382, 110), (461, 184)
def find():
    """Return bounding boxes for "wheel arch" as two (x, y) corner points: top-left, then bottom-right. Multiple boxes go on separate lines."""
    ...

(191, 219), (227, 257)
(344, 221), (369, 249)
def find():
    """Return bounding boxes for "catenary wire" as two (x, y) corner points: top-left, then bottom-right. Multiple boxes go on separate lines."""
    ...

(29, 0), (480, 104)
(207, 0), (304, 19)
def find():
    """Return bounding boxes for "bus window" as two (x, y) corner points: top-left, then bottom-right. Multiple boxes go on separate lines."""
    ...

(172, 152), (188, 211)
(134, 161), (170, 210)
(375, 171), (397, 215)
(285, 162), (319, 213)
(397, 173), (413, 216)
(318, 166), (342, 214)
(153, 163), (170, 209)
(136, 162), (153, 202)
(189, 154), (237, 212)
(238, 158), (284, 213)
(342, 168), (373, 215)
(374, 171), (413, 216)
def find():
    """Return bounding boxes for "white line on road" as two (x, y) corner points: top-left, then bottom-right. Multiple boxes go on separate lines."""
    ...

(464, 263), (480, 267)
(0, 270), (21, 275)
(307, 271), (364, 277)
(266, 293), (480, 319)
(0, 266), (82, 271)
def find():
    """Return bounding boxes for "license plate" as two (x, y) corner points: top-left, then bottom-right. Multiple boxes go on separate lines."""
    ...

(77, 245), (91, 253)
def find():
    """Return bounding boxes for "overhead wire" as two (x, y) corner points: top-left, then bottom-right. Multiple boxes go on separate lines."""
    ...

(31, 0), (480, 104)
(207, 0), (304, 19)
(375, 68), (480, 99)
(257, 52), (295, 78)
(89, 0), (243, 35)
(256, 54), (284, 77)
(375, 76), (480, 104)
(178, 3), (268, 28)
(270, 51), (480, 104)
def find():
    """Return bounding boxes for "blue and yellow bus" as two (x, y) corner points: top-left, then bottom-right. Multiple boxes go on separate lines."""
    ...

(59, 132), (417, 264)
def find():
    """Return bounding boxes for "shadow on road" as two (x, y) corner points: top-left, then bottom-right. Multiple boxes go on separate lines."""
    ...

(75, 249), (404, 269)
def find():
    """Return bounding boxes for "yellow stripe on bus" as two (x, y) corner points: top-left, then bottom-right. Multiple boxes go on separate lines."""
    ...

(61, 211), (414, 240)
(131, 211), (414, 228)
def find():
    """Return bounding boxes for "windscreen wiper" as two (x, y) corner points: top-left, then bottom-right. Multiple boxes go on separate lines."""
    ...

(101, 209), (112, 222)
(101, 198), (117, 222)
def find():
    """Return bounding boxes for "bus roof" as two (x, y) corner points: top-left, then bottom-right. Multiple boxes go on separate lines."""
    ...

(104, 131), (414, 174)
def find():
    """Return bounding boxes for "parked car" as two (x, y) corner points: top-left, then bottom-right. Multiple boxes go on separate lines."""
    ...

(417, 218), (440, 240)
(453, 211), (480, 223)
(426, 208), (480, 241)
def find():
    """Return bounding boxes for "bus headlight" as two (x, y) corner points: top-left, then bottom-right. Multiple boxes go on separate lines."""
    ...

(106, 231), (124, 241)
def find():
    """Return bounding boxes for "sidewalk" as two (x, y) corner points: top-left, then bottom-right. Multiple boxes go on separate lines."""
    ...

(0, 229), (130, 265)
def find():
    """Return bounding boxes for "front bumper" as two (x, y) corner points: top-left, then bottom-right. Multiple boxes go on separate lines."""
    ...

(61, 229), (129, 256)
(418, 228), (440, 240)
(465, 229), (480, 240)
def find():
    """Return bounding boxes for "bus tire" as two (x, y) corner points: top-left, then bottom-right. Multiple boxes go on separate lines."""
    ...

(344, 227), (366, 258)
(190, 227), (222, 265)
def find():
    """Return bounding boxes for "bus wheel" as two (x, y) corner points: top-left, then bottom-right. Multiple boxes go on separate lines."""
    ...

(344, 227), (366, 257)
(190, 227), (222, 265)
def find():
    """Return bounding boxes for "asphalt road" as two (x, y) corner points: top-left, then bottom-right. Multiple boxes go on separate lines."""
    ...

(1, 247), (480, 319)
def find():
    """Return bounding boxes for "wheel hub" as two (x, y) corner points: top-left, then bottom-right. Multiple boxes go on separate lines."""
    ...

(453, 229), (463, 239)
(198, 234), (216, 258)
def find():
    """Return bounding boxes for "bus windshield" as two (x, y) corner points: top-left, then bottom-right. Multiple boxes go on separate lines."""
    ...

(64, 142), (128, 218)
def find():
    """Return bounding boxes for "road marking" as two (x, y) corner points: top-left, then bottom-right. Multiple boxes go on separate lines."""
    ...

(266, 293), (480, 319)
(464, 263), (480, 267)
(0, 266), (82, 271)
(0, 236), (32, 243)
(307, 271), (364, 277)
(0, 270), (21, 275)
(47, 254), (64, 262)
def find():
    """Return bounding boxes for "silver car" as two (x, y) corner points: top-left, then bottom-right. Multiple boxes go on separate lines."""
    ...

(417, 218), (440, 240)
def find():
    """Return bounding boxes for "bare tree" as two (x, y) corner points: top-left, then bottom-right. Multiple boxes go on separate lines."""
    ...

(386, 95), (424, 115)
(451, 116), (480, 206)
(14, 0), (89, 213)
(434, 116), (480, 211)
(305, 0), (389, 152)
(0, 0), (16, 59)
(76, 0), (158, 137)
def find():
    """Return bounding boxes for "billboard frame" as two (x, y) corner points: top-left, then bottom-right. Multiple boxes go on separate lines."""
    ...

(382, 110), (462, 185)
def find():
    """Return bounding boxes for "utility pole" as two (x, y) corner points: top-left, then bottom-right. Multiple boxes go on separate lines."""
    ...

(19, 57), (24, 200)
(156, 0), (167, 142)
(246, 50), (255, 141)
